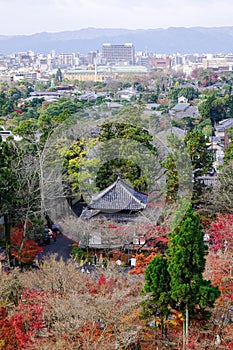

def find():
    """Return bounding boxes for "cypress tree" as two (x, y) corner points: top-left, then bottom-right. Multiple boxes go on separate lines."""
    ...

(166, 206), (220, 347)
(142, 255), (173, 342)
(142, 255), (172, 317)
(142, 206), (220, 349)
(0, 137), (18, 264)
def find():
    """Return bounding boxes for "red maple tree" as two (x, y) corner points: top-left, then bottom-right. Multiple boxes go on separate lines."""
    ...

(10, 229), (40, 264)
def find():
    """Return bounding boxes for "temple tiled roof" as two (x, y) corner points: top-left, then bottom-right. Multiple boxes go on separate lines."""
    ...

(88, 177), (148, 212)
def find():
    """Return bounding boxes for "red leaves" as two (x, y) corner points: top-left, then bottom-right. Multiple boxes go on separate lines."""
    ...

(108, 223), (119, 229)
(218, 285), (226, 292)
(206, 213), (233, 252)
(155, 236), (169, 244)
(98, 273), (107, 286)
(13, 108), (23, 114)
(10, 229), (39, 264)
(0, 290), (46, 349)
(86, 273), (117, 295)
(0, 315), (18, 350)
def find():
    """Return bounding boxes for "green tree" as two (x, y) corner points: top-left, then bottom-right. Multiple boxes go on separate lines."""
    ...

(163, 130), (213, 204)
(13, 119), (38, 140)
(223, 141), (233, 165)
(141, 207), (220, 349)
(162, 153), (179, 203)
(168, 87), (198, 103)
(94, 121), (157, 192)
(7, 86), (23, 103)
(62, 119), (158, 198)
(198, 92), (233, 126)
(56, 68), (62, 82)
(166, 206), (220, 348)
(184, 129), (213, 178)
(0, 137), (18, 263)
(142, 255), (172, 335)
(162, 133), (191, 204)
(62, 136), (99, 199)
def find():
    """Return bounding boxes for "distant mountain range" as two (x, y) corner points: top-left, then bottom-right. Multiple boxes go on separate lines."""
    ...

(1, 27), (233, 55)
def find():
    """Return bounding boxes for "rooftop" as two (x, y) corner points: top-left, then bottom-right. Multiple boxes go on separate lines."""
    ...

(81, 177), (148, 221)
(89, 177), (148, 211)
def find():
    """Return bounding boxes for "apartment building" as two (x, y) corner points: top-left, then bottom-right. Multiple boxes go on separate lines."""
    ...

(58, 53), (75, 68)
(102, 43), (135, 65)
(202, 54), (233, 71)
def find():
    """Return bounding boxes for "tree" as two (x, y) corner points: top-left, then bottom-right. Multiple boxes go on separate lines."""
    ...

(0, 256), (145, 350)
(162, 133), (193, 207)
(162, 153), (179, 203)
(10, 228), (40, 266)
(168, 86), (198, 103)
(198, 92), (233, 126)
(166, 206), (220, 348)
(142, 255), (172, 336)
(63, 120), (159, 200)
(223, 142), (233, 165)
(138, 207), (221, 348)
(62, 136), (99, 199)
(56, 68), (62, 82)
(184, 129), (213, 178)
(96, 121), (157, 192)
(163, 129), (213, 204)
(208, 160), (233, 213)
(0, 136), (18, 263)
(206, 213), (233, 253)
(7, 86), (23, 103)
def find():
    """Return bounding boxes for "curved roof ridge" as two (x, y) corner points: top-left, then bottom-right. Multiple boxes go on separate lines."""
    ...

(91, 179), (118, 202)
(116, 178), (146, 206)
(89, 176), (148, 211)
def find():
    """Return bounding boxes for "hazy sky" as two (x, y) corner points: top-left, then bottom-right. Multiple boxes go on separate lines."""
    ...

(0, 0), (233, 35)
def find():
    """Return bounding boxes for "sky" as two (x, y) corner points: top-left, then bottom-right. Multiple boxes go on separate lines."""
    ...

(0, 0), (233, 36)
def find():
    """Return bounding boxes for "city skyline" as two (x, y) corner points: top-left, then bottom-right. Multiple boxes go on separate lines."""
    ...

(0, 0), (233, 36)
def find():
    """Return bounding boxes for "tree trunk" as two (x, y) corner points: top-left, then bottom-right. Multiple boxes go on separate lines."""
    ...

(185, 306), (189, 347)
(182, 306), (189, 350)
(183, 317), (186, 350)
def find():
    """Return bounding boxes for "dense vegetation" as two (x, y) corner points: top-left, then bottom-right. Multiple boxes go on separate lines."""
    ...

(1, 69), (233, 348)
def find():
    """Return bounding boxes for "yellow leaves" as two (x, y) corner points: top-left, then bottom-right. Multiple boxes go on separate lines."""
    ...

(169, 312), (183, 327)
(0, 340), (5, 349)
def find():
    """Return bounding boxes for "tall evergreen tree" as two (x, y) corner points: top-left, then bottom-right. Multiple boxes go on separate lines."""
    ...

(142, 255), (172, 335)
(184, 129), (213, 179)
(142, 206), (220, 349)
(166, 206), (220, 347)
(0, 137), (18, 263)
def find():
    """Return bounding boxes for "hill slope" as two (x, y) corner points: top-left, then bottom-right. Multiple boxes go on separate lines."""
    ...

(1, 27), (233, 54)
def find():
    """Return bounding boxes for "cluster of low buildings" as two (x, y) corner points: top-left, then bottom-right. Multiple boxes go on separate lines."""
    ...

(0, 43), (233, 84)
